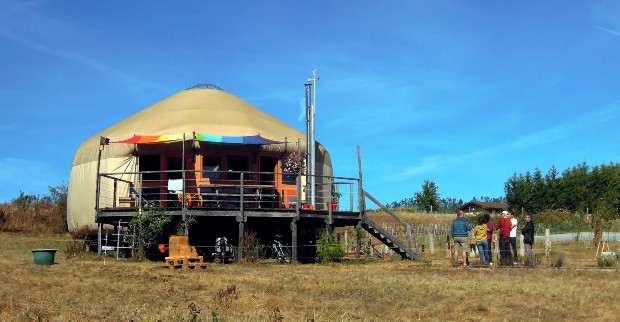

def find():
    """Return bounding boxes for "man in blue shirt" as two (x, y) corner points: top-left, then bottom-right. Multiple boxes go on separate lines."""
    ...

(451, 210), (473, 266)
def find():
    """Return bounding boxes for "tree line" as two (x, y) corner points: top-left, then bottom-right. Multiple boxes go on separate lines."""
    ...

(505, 162), (620, 215)
(388, 179), (505, 213)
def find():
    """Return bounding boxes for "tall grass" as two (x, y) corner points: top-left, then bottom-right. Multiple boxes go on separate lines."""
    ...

(1, 231), (619, 321)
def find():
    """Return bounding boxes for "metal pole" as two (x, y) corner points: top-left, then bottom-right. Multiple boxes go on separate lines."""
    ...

(304, 81), (312, 206)
(95, 137), (108, 214)
(96, 146), (102, 213)
(327, 179), (333, 226)
(357, 145), (365, 219)
(310, 70), (317, 208)
(182, 133), (187, 234)
(306, 70), (319, 208)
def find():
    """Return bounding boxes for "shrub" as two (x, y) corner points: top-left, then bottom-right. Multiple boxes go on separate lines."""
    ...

(0, 184), (68, 234)
(596, 255), (617, 268)
(316, 228), (344, 263)
(65, 239), (87, 259)
(129, 205), (172, 259)
(241, 230), (263, 263)
(550, 253), (565, 268)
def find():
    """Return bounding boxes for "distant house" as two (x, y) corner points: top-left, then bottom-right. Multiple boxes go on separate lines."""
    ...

(459, 201), (508, 215)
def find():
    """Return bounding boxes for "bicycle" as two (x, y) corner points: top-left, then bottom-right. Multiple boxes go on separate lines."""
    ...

(262, 235), (291, 263)
(212, 236), (237, 264)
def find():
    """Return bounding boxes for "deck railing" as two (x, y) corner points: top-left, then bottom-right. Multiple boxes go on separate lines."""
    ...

(96, 169), (360, 212)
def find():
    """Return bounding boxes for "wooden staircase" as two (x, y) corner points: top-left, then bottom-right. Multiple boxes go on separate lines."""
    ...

(362, 217), (420, 260)
(361, 190), (421, 260)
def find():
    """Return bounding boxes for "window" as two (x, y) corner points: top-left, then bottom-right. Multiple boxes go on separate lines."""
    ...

(227, 156), (249, 181)
(139, 155), (160, 181)
(202, 157), (221, 179)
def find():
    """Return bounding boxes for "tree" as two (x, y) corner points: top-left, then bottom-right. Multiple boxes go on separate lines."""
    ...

(591, 201), (616, 246)
(414, 179), (440, 213)
(544, 166), (559, 210)
(505, 161), (620, 215)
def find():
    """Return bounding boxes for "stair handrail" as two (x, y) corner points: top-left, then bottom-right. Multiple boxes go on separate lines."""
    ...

(363, 216), (417, 260)
(363, 190), (414, 257)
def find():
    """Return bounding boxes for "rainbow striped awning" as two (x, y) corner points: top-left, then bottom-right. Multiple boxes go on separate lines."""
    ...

(113, 133), (282, 145)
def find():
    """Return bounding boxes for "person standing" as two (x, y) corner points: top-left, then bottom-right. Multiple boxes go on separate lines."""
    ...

(509, 213), (518, 264)
(496, 211), (512, 265)
(451, 210), (473, 267)
(474, 216), (490, 264)
(521, 213), (535, 267)
(484, 213), (494, 265)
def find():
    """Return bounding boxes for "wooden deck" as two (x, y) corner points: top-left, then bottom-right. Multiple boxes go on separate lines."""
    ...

(97, 206), (361, 226)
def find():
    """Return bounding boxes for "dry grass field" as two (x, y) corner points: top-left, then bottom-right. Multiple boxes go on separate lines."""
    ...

(1, 232), (620, 322)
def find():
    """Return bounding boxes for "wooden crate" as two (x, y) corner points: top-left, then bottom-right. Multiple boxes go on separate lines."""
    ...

(164, 236), (207, 269)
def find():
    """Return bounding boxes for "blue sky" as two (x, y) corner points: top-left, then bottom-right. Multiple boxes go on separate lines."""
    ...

(1, 1), (620, 205)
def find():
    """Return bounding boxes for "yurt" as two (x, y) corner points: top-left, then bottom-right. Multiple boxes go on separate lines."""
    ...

(67, 84), (333, 231)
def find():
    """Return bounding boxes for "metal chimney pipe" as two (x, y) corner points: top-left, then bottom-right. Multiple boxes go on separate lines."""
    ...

(304, 81), (312, 205)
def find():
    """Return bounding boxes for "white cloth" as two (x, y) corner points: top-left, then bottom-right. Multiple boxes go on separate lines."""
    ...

(509, 218), (518, 237)
(167, 179), (183, 193)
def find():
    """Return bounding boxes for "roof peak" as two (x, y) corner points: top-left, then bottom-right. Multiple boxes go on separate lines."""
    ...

(186, 83), (224, 91)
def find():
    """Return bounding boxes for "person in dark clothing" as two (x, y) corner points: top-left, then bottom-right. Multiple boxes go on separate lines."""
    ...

(521, 213), (535, 267)
(483, 213), (493, 265)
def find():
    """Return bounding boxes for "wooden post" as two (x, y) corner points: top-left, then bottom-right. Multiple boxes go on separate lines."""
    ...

(181, 133), (187, 233)
(112, 179), (118, 208)
(545, 228), (551, 256)
(291, 219), (298, 263)
(237, 217), (244, 262)
(406, 224), (413, 254)
(97, 222), (102, 256)
(445, 234), (451, 259)
(326, 179), (333, 226)
(344, 229), (348, 253)
(428, 232), (435, 255)
(494, 235), (499, 260)
(356, 221), (362, 259)
(240, 172), (244, 219)
(519, 234), (525, 259)
(357, 145), (365, 220)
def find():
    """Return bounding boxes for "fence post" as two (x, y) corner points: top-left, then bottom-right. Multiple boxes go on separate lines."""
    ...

(446, 235), (451, 259)
(428, 232), (435, 255)
(494, 236), (499, 261)
(519, 234), (525, 259)
(406, 223), (413, 255)
(344, 229), (348, 253)
(545, 228), (551, 256)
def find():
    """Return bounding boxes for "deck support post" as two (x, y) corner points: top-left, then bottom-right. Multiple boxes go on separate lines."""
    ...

(181, 133), (187, 234)
(97, 222), (102, 256)
(237, 216), (244, 262)
(291, 218), (298, 263)
(355, 221), (362, 259)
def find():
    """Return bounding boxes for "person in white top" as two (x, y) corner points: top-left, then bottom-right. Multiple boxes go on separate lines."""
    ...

(509, 213), (518, 263)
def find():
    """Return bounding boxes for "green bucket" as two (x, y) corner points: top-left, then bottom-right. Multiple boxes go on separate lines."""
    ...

(31, 249), (57, 266)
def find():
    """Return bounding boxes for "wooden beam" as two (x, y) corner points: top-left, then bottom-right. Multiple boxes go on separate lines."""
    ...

(237, 216), (244, 262)
(291, 218), (298, 263)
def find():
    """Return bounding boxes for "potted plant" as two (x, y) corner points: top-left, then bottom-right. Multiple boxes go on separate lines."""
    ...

(328, 180), (342, 211)
(283, 151), (306, 175)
